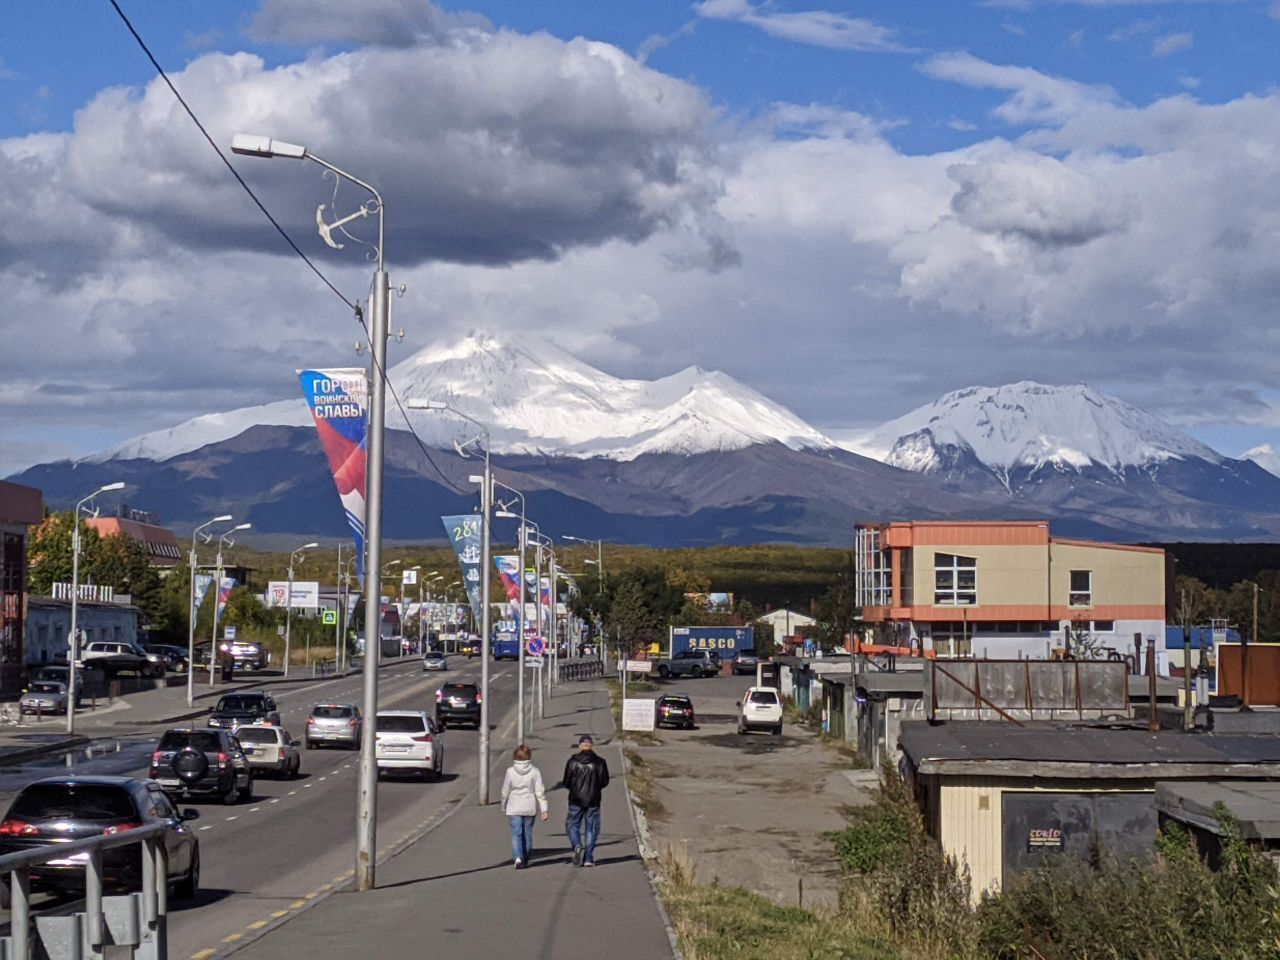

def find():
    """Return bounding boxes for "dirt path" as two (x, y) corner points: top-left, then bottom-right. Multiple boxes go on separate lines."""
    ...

(626, 673), (876, 909)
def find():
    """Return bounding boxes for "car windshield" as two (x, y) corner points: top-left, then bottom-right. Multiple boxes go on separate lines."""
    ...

(10, 784), (137, 821)
(159, 731), (221, 752)
(423, 652), (443, 659)
(235, 728), (277, 744)
(30, 683), (62, 694)
(442, 684), (477, 697)
(377, 715), (426, 733)
(749, 690), (779, 705)
(216, 696), (264, 713)
(737, 650), (756, 657)
(659, 697), (691, 707)
(311, 706), (353, 719)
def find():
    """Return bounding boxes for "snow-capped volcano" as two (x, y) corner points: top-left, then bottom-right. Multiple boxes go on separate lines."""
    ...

(852, 382), (1222, 480)
(95, 332), (834, 463)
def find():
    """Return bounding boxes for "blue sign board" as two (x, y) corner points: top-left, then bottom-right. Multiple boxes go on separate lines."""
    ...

(670, 626), (754, 657)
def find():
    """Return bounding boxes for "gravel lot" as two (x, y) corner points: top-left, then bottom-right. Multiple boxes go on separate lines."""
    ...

(626, 672), (876, 909)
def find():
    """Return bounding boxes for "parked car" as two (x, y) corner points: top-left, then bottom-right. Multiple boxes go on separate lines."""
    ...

(422, 651), (449, 672)
(82, 641), (163, 678)
(655, 650), (722, 679)
(20, 681), (68, 716)
(27, 663), (105, 703)
(148, 644), (190, 674)
(0, 776), (200, 898)
(226, 640), (268, 671)
(374, 711), (444, 780)
(732, 649), (760, 676)
(435, 682), (481, 729)
(656, 694), (696, 729)
(305, 703), (362, 749)
(236, 726), (301, 779)
(208, 691), (281, 729)
(149, 728), (253, 804)
(737, 686), (783, 735)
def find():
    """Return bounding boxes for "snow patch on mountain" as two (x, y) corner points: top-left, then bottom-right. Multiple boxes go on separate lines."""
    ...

(93, 333), (833, 463)
(847, 381), (1223, 475)
(1245, 444), (1280, 478)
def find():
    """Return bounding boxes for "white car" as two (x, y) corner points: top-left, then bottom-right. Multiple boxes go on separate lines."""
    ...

(738, 686), (783, 736)
(375, 710), (444, 780)
(235, 725), (301, 779)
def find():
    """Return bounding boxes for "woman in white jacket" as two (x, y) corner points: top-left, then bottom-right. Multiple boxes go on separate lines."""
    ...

(501, 744), (548, 868)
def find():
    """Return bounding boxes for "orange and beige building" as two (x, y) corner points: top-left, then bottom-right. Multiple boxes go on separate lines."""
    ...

(854, 520), (1168, 660)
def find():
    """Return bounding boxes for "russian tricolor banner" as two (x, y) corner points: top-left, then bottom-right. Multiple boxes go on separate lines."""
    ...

(298, 368), (368, 582)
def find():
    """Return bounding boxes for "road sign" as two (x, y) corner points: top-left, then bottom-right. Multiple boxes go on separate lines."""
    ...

(526, 636), (547, 657)
(224, 626), (237, 640)
(622, 659), (652, 674)
(322, 610), (337, 625)
(622, 698), (656, 732)
(525, 656), (544, 668)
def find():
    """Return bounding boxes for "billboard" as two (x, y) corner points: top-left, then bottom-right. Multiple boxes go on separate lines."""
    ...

(670, 625), (754, 657)
(267, 581), (321, 609)
(298, 368), (368, 582)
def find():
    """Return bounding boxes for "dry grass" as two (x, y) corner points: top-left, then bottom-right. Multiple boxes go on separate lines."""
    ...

(623, 748), (667, 820)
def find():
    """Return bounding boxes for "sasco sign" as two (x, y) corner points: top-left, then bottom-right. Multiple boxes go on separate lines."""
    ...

(670, 626), (754, 657)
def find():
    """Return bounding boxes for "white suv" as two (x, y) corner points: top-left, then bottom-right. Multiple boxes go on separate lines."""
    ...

(738, 686), (783, 736)
(375, 710), (445, 780)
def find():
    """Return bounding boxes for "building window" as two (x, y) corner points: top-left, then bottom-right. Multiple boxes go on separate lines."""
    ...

(934, 553), (977, 605)
(1092, 620), (1114, 633)
(855, 528), (893, 608)
(1070, 570), (1092, 607)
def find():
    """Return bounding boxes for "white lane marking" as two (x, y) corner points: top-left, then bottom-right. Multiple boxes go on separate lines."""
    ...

(249, 807), (261, 812)
(199, 825), (213, 831)
(303, 784), (312, 789)
(225, 815), (239, 821)
(269, 798), (280, 804)
(288, 790), (298, 796)
(319, 776), (327, 782)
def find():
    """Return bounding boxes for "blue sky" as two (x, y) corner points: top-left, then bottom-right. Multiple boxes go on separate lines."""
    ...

(2, 0), (1280, 473)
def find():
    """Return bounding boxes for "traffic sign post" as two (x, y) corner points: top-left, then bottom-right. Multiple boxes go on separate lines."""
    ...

(526, 636), (547, 657)
(322, 609), (337, 625)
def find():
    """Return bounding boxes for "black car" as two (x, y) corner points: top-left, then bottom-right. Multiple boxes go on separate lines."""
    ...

(0, 776), (200, 898)
(208, 691), (282, 729)
(656, 695), (696, 729)
(732, 649), (760, 676)
(435, 682), (481, 728)
(148, 644), (190, 673)
(149, 729), (253, 804)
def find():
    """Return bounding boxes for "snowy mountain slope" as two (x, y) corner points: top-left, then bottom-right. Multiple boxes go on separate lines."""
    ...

(850, 382), (1222, 479)
(92, 332), (833, 464)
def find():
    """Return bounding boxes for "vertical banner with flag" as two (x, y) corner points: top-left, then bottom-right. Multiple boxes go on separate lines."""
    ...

(216, 576), (237, 619)
(494, 556), (522, 631)
(442, 515), (484, 625)
(193, 574), (215, 614)
(298, 368), (368, 582)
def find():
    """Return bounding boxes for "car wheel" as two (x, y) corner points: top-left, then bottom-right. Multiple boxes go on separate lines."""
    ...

(773, 724), (782, 736)
(657, 666), (669, 679)
(221, 776), (238, 806)
(175, 848), (200, 900)
(238, 774), (253, 802)
(305, 740), (315, 750)
(289, 759), (300, 779)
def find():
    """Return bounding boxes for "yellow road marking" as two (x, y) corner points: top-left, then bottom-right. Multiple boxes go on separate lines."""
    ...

(270, 910), (289, 919)
(290, 900), (306, 908)
(247, 920), (268, 930)
(223, 933), (243, 943)
(320, 882), (333, 891)
(192, 951), (217, 960)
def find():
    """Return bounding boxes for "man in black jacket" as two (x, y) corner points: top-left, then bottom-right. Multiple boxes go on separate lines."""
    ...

(562, 734), (610, 866)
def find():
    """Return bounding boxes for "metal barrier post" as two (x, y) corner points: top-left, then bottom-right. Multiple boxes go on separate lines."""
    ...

(86, 847), (104, 949)
(12, 866), (30, 959)
(153, 836), (169, 957)
(141, 836), (157, 925)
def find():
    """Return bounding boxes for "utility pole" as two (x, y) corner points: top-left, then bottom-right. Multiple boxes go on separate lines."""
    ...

(336, 543), (344, 671)
(188, 515), (232, 708)
(479, 453), (493, 804)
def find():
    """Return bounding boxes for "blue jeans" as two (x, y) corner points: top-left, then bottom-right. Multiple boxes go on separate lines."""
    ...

(508, 815), (535, 863)
(565, 804), (601, 863)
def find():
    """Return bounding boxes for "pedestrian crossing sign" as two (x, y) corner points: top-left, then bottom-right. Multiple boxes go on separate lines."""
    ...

(322, 610), (337, 625)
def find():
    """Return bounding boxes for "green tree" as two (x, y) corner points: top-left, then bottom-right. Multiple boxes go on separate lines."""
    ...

(813, 552), (857, 651)
(27, 511), (101, 595)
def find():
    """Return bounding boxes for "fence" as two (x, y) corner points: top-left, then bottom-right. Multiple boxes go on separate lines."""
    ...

(0, 820), (171, 958)
(311, 658), (338, 678)
(925, 658), (1130, 722)
(558, 660), (604, 683)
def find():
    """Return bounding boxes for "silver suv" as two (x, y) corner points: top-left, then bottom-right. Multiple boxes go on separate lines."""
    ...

(305, 703), (362, 750)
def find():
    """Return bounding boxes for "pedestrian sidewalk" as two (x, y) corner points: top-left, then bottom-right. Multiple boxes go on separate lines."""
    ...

(232, 678), (676, 960)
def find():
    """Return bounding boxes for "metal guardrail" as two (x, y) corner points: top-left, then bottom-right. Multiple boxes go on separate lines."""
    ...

(558, 660), (604, 683)
(0, 821), (170, 958)
(311, 659), (338, 678)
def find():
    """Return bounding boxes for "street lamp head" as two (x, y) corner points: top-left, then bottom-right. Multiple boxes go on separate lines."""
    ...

(233, 523), (252, 532)
(230, 133), (307, 160)
(98, 482), (126, 494)
(211, 514), (234, 524)
(407, 398), (449, 411)
(302, 541), (319, 550)
(584, 559), (599, 566)
(495, 510), (518, 519)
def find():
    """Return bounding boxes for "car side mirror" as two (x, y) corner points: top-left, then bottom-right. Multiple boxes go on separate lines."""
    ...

(291, 740), (301, 747)
(180, 809), (200, 822)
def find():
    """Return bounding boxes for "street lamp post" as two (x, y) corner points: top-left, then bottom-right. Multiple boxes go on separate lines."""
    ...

(286, 542), (319, 676)
(209, 523), (251, 690)
(407, 398), (493, 804)
(233, 132), (392, 891)
(564, 535), (603, 660)
(67, 482), (125, 735)
(188, 514), (233, 708)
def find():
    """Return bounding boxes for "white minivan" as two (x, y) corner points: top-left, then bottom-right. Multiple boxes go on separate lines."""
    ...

(374, 710), (445, 780)
(738, 686), (783, 736)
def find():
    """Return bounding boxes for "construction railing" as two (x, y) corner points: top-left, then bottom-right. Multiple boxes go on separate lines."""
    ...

(0, 821), (171, 959)
(558, 660), (604, 683)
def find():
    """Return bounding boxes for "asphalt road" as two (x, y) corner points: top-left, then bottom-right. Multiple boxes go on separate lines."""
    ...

(0, 656), (529, 960)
